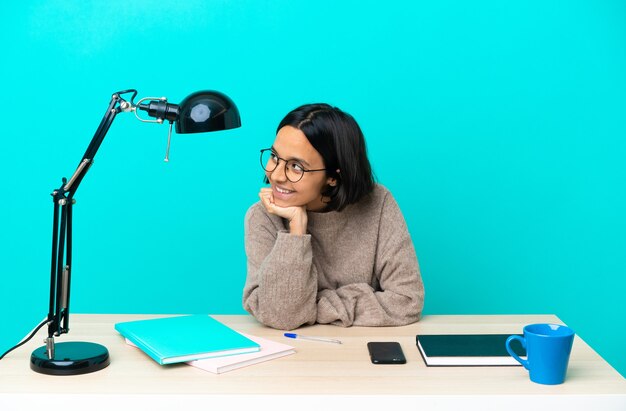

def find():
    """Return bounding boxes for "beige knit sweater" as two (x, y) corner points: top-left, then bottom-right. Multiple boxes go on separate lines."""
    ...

(242, 184), (424, 330)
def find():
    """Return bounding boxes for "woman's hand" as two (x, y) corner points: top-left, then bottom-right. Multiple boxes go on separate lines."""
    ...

(259, 187), (308, 235)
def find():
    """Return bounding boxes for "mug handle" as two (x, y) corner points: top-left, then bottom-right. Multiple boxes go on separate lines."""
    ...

(506, 335), (529, 370)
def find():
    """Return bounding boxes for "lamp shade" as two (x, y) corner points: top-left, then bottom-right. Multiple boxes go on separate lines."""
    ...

(175, 90), (241, 134)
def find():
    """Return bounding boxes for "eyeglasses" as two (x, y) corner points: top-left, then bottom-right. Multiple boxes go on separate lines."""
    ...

(260, 148), (327, 183)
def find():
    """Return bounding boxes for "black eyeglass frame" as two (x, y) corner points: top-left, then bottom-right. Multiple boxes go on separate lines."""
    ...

(259, 148), (327, 183)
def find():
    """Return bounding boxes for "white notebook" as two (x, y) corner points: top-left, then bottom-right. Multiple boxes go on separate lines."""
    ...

(126, 333), (295, 374)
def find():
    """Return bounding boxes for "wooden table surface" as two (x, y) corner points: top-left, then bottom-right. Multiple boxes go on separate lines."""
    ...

(1, 314), (624, 410)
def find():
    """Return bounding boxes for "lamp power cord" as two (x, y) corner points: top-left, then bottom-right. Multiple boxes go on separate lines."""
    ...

(0, 318), (48, 361)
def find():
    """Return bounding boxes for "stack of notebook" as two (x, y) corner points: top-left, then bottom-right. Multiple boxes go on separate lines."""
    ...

(115, 315), (295, 374)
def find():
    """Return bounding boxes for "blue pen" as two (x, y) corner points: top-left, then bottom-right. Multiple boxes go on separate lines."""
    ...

(284, 333), (342, 344)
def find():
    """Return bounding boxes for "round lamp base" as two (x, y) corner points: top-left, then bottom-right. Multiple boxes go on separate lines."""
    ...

(30, 341), (110, 375)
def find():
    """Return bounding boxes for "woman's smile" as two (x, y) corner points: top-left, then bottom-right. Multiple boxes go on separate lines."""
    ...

(272, 184), (296, 201)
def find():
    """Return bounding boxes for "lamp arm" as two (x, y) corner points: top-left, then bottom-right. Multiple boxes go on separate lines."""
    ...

(45, 90), (135, 344)
(65, 91), (136, 197)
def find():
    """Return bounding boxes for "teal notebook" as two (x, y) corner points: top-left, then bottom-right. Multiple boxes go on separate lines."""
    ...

(115, 315), (260, 365)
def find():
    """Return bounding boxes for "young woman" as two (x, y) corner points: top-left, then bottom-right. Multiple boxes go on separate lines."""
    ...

(243, 103), (424, 330)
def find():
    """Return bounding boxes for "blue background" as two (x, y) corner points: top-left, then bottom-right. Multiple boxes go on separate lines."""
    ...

(1, 1), (624, 377)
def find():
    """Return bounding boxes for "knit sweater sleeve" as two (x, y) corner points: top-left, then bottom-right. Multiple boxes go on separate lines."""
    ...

(316, 191), (425, 327)
(242, 204), (318, 330)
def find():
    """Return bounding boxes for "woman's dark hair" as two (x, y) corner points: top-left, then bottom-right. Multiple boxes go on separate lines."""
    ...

(275, 103), (375, 211)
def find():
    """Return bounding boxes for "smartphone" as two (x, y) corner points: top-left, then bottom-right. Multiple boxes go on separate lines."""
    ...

(367, 342), (406, 364)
